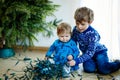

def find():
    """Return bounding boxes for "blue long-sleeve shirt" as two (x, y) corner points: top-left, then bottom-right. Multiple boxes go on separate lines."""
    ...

(45, 39), (80, 64)
(72, 26), (107, 65)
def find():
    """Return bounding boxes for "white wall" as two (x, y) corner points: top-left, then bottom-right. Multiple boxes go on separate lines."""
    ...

(118, 0), (120, 49)
(34, 0), (81, 47)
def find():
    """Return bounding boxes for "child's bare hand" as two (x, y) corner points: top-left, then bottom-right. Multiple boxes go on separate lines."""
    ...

(67, 55), (73, 61)
(44, 57), (49, 60)
(68, 60), (76, 66)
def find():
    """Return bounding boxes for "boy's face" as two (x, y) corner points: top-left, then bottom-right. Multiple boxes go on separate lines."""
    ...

(75, 21), (90, 32)
(58, 32), (71, 42)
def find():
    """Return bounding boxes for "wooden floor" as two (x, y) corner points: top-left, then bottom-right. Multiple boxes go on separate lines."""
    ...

(0, 50), (120, 80)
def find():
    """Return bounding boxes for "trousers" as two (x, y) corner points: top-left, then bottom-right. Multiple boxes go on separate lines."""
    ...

(83, 50), (120, 74)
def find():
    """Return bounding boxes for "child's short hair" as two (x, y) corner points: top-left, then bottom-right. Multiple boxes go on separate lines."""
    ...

(74, 7), (94, 23)
(57, 22), (71, 35)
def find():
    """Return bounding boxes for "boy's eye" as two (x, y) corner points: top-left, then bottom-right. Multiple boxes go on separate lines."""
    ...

(60, 36), (68, 37)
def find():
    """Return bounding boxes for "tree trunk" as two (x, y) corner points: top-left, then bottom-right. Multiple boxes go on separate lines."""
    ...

(0, 37), (4, 48)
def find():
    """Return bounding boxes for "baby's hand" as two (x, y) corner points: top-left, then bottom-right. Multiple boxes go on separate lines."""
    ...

(67, 55), (73, 61)
(44, 57), (49, 60)
(68, 60), (76, 66)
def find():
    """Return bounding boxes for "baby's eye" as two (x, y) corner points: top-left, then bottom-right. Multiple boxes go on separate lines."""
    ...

(81, 23), (85, 26)
(60, 36), (64, 37)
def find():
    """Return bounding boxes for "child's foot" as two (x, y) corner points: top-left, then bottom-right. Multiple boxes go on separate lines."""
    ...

(114, 59), (120, 63)
(62, 65), (71, 78)
(62, 73), (70, 78)
(114, 59), (120, 68)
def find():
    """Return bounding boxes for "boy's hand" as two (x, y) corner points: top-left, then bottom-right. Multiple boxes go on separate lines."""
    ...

(68, 60), (76, 66)
(67, 55), (73, 61)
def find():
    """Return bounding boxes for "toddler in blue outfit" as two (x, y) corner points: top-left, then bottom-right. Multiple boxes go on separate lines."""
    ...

(45, 22), (80, 78)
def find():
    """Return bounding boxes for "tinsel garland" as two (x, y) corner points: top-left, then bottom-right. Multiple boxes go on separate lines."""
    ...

(3, 57), (64, 80)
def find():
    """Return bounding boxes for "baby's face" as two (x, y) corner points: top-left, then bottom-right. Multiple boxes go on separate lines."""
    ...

(75, 21), (89, 32)
(58, 32), (71, 42)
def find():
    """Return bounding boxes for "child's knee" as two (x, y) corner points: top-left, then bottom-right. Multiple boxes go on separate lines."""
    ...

(84, 66), (96, 73)
(83, 60), (96, 73)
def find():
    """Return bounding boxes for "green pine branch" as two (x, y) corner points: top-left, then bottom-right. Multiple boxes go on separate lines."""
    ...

(0, 0), (61, 48)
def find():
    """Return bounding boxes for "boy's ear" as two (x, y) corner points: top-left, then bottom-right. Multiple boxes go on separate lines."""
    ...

(89, 21), (93, 24)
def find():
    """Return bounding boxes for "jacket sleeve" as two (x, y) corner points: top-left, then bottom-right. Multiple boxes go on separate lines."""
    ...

(45, 41), (56, 57)
(71, 40), (80, 59)
(75, 32), (100, 65)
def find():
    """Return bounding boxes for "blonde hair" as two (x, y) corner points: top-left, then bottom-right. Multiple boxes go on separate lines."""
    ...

(57, 22), (71, 35)
(74, 7), (94, 23)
